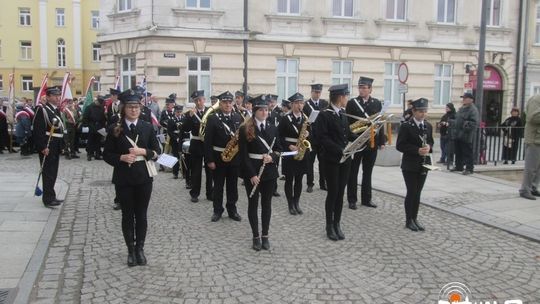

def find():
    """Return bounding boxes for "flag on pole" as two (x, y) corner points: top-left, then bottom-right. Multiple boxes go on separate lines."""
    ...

(35, 73), (49, 107)
(150, 112), (160, 126)
(114, 74), (120, 91)
(60, 72), (73, 110)
(82, 76), (95, 113)
(140, 75), (148, 106)
(6, 74), (15, 125)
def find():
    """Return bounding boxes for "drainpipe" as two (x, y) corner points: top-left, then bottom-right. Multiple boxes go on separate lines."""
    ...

(520, 0), (530, 112)
(514, 0), (525, 108)
(242, 0), (248, 95)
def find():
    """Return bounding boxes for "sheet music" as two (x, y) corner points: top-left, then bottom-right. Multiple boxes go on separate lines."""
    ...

(308, 110), (319, 123)
(156, 154), (178, 168)
(97, 128), (107, 137)
(157, 134), (166, 144)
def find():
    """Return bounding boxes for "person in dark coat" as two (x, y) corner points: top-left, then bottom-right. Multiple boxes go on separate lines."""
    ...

(32, 86), (66, 207)
(437, 103), (456, 164)
(103, 89), (161, 267)
(313, 84), (356, 241)
(278, 93), (309, 215)
(204, 91), (243, 222)
(83, 96), (106, 161)
(396, 98), (434, 232)
(239, 95), (282, 251)
(15, 104), (33, 156)
(168, 105), (184, 179)
(106, 88), (121, 126)
(451, 93), (479, 175)
(501, 107), (524, 164)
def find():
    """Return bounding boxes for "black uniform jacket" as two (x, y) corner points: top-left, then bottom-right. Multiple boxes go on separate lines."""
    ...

(303, 98), (329, 146)
(238, 121), (282, 181)
(32, 103), (65, 152)
(269, 107), (282, 127)
(106, 101), (121, 126)
(139, 106), (152, 123)
(167, 115), (184, 145)
(160, 110), (175, 130)
(396, 120), (434, 173)
(278, 112), (309, 175)
(204, 111), (242, 166)
(181, 107), (209, 156)
(103, 120), (161, 186)
(346, 96), (386, 148)
(313, 107), (356, 165)
(83, 103), (106, 133)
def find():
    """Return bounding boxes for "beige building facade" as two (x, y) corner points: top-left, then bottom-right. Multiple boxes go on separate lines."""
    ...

(98, 0), (519, 120)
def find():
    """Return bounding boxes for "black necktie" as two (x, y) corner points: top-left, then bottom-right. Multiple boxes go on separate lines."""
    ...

(260, 123), (265, 132)
(130, 123), (136, 135)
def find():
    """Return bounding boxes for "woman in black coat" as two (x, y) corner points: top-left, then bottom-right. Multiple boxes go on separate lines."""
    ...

(501, 107), (524, 164)
(437, 103), (456, 164)
(103, 89), (161, 266)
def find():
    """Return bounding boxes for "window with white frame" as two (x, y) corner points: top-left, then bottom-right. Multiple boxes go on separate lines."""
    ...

(92, 76), (101, 92)
(19, 8), (31, 26)
(186, 0), (210, 9)
(531, 84), (540, 96)
(331, 60), (353, 92)
(434, 64), (453, 106)
(276, 59), (298, 101)
(22, 76), (33, 91)
(121, 57), (136, 90)
(0, 75), (3, 91)
(535, 5), (540, 44)
(386, 0), (407, 21)
(118, 0), (132, 12)
(91, 11), (99, 29)
(487, 0), (501, 26)
(57, 39), (66, 67)
(333, 0), (353, 17)
(384, 62), (401, 105)
(56, 8), (65, 26)
(277, 0), (300, 14)
(437, 0), (456, 23)
(92, 43), (101, 62)
(187, 56), (211, 98)
(20, 41), (32, 60)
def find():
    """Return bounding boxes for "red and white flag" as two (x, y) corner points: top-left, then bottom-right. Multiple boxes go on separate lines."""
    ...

(60, 72), (73, 110)
(114, 74), (120, 91)
(35, 73), (49, 107)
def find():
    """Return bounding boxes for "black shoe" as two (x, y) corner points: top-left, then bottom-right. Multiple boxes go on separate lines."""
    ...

(191, 197), (199, 203)
(186, 184), (192, 189)
(288, 201), (297, 215)
(279, 176), (285, 180)
(87, 155), (92, 161)
(326, 224), (338, 241)
(211, 213), (222, 222)
(228, 212), (242, 222)
(294, 201), (303, 215)
(405, 219), (419, 232)
(413, 219), (425, 231)
(520, 192), (537, 200)
(135, 247), (147, 266)
(361, 201), (377, 208)
(71, 154), (80, 159)
(206, 195), (213, 201)
(462, 170), (473, 176)
(349, 202), (357, 210)
(261, 236), (270, 250)
(320, 184), (327, 191)
(503, 161), (508, 164)
(113, 202), (121, 210)
(450, 168), (462, 172)
(272, 191), (280, 197)
(43, 201), (61, 208)
(95, 155), (102, 160)
(511, 161), (516, 164)
(127, 248), (137, 267)
(53, 198), (64, 204)
(333, 223), (345, 240)
(531, 189), (540, 197)
(252, 237), (262, 251)
(306, 186), (313, 193)
(173, 175), (178, 179)
(65, 154), (72, 160)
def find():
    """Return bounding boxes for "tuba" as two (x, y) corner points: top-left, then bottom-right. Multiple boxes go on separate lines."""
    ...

(340, 113), (393, 163)
(293, 113), (312, 161)
(198, 101), (220, 140)
(221, 129), (240, 162)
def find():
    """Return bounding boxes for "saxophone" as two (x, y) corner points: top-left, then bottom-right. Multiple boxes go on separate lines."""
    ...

(293, 114), (312, 161)
(221, 129), (239, 162)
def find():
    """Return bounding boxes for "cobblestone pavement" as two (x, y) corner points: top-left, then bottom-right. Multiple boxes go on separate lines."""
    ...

(3, 154), (539, 304)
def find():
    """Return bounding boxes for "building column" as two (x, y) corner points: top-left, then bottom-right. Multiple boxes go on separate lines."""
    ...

(39, 0), (48, 68)
(73, 0), (82, 69)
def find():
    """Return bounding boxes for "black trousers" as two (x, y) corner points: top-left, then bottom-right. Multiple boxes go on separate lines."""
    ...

(212, 164), (239, 215)
(115, 182), (153, 248)
(402, 171), (427, 221)
(38, 138), (62, 203)
(244, 178), (274, 238)
(323, 159), (351, 225)
(285, 173), (303, 203)
(502, 138), (519, 162)
(171, 143), (181, 177)
(183, 153), (192, 185)
(65, 125), (77, 155)
(87, 133), (102, 157)
(454, 139), (474, 171)
(190, 155), (213, 198)
(347, 148), (377, 204)
(306, 149), (326, 187)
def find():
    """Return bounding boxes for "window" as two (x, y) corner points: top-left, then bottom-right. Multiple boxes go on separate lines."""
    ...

(487, 0), (501, 26)
(57, 39), (66, 67)
(277, 0), (300, 14)
(333, 0), (353, 17)
(92, 76), (101, 92)
(331, 61), (352, 92)
(434, 64), (453, 106)
(92, 43), (101, 62)
(437, 0), (456, 23)
(0, 75), (3, 91)
(186, 0), (210, 9)
(276, 59), (298, 101)
(19, 8), (31, 26)
(91, 11), (99, 29)
(22, 76), (33, 92)
(56, 8), (65, 26)
(384, 62), (401, 105)
(187, 56), (211, 98)
(20, 41), (32, 60)
(386, 0), (407, 21)
(121, 57), (136, 90)
(118, 0), (132, 12)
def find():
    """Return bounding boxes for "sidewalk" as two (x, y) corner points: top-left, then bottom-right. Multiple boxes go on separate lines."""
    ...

(0, 170), (67, 304)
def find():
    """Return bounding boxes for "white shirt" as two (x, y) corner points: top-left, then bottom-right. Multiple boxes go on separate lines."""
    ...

(255, 118), (266, 131)
(125, 119), (139, 127)
(330, 103), (342, 115)
(312, 99), (319, 107)
(413, 117), (425, 129)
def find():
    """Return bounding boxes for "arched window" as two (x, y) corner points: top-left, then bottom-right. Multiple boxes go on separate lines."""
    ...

(57, 38), (66, 67)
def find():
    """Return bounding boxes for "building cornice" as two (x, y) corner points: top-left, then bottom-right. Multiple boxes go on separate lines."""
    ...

(171, 8), (225, 18)
(106, 8), (141, 20)
(264, 14), (313, 23)
(320, 17), (367, 25)
(425, 21), (468, 30)
(472, 25), (513, 34)
(374, 19), (418, 27)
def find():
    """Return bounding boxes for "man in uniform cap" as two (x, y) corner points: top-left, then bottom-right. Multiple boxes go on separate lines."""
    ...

(106, 88), (122, 127)
(32, 86), (66, 207)
(210, 95), (219, 106)
(451, 92), (479, 175)
(168, 104), (185, 179)
(303, 83), (329, 192)
(234, 90), (245, 115)
(345, 76), (386, 210)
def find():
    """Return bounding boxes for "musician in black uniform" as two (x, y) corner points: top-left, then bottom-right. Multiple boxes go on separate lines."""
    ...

(239, 95), (282, 251)
(303, 84), (329, 193)
(204, 91), (243, 222)
(281, 99), (291, 114)
(313, 84), (356, 241)
(32, 86), (65, 208)
(346, 77), (385, 210)
(83, 95), (106, 161)
(167, 105), (184, 179)
(268, 94), (282, 127)
(133, 86), (152, 123)
(278, 93), (309, 215)
(182, 90), (213, 202)
(234, 90), (245, 115)
(160, 94), (176, 130)
(396, 98), (434, 232)
(106, 88), (121, 126)
(103, 89), (161, 266)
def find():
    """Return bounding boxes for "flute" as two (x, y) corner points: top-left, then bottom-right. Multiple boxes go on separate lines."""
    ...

(249, 137), (276, 199)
